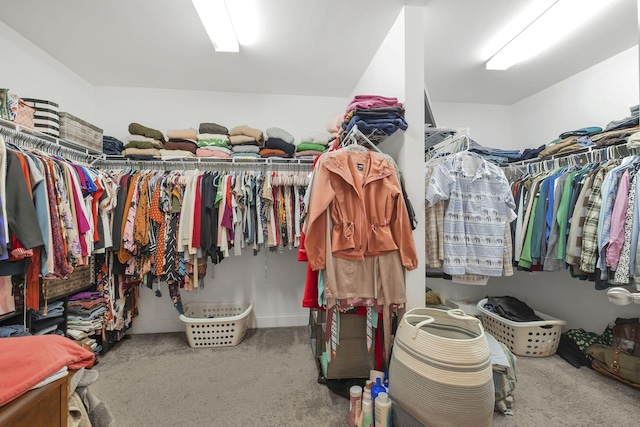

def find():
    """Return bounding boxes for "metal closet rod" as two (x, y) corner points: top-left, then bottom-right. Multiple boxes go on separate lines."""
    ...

(93, 156), (315, 171)
(0, 118), (102, 164)
(502, 140), (633, 170)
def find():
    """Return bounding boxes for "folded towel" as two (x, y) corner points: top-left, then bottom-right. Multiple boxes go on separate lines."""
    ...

(229, 135), (258, 145)
(124, 141), (158, 150)
(198, 133), (229, 141)
(199, 122), (228, 135)
(196, 148), (230, 158)
(346, 95), (402, 114)
(265, 137), (296, 158)
(167, 128), (198, 140)
(231, 145), (260, 154)
(266, 127), (295, 144)
(197, 146), (232, 155)
(295, 150), (324, 157)
(164, 140), (198, 154)
(296, 142), (326, 152)
(300, 131), (329, 145)
(197, 139), (230, 148)
(121, 148), (161, 157)
(128, 123), (166, 143)
(229, 125), (264, 145)
(260, 148), (290, 158)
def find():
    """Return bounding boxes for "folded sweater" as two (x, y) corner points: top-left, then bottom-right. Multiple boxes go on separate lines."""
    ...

(229, 135), (258, 145)
(199, 122), (228, 135)
(197, 146), (232, 155)
(295, 150), (323, 157)
(300, 131), (329, 145)
(296, 142), (326, 152)
(197, 139), (230, 149)
(265, 137), (296, 158)
(230, 152), (261, 160)
(128, 123), (166, 143)
(231, 145), (260, 154)
(260, 148), (290, 158)
(121, 148), (161, 157)
(229, 125), (264, 145)
(167, 128), (198, 140)
(164, 139), (198, 154)
(159, 149), (196, 159)
(198, 133), (229, 141)
(125, 141), (158, 150)
(266, 127), (294, 145)
(196, 149), (230, 158)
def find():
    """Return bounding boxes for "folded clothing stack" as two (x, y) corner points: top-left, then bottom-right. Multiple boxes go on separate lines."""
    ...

(164, 128), (199, 157)
(230, 125), (264, 159)
(261, 127), (295, 158)
(197, 132), (231, 159)
(66, 291), (106, 356)
(103, 136), (125, 155)
(125, 123), (166, 159)
(296, 131), (329, 159)
(30, 300), (65, 336)
(342, 95), (408, 138)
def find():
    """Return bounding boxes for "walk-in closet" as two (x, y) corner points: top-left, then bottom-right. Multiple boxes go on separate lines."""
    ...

(0, 1), (639, 426)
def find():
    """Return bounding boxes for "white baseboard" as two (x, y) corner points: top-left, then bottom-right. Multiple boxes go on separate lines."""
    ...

(129, 313), (308, 334)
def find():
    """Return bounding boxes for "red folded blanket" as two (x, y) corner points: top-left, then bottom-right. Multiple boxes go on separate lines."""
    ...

(0, 335), (95, 406)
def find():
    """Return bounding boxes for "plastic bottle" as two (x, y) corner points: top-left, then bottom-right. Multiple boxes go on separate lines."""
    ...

(361, 398), (374, 427)
(371, 377), (386, 407)
(369, 369), (385, 384)
(374, 392), (392, 427)
(348, 385), (362, 427)
(363, 381), (372, 402)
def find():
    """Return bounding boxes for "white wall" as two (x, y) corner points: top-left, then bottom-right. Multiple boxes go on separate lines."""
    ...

(428, 46), (640, 334)
(511, 46), (639, 150)
(93, 86), (347, 144)
(431, 102), (512, 149)
(91, 86), (348, 333)
(350, 6), (426, 311)
(0, 21), (96, 121)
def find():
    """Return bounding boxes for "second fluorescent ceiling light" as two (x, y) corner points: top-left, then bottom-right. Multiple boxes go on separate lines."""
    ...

(485, 0), (616, 70)
(192, 0), (239, 52)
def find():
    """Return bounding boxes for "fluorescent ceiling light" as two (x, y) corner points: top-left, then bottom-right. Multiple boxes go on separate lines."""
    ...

(192, 0), (240, 52)
(486, 0), (617, 70)
(225, 0), (259, 46)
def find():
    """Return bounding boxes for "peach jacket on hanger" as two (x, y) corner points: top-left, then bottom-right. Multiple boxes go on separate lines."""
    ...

(304, 147), (418, 271)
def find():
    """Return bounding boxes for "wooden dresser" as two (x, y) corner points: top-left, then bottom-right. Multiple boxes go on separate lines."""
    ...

(0, 371), (74, 427)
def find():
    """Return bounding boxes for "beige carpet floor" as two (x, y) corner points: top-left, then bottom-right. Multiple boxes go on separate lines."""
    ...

(91, 327), (640, 427)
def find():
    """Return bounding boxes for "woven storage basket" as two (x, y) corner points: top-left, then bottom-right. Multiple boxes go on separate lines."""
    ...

(477, 298), (566, 357)
(42, 266), (92, 301)
(59, 112), (103, 152)
(389, 307), (494, 427)
(179, 301), (253, 348)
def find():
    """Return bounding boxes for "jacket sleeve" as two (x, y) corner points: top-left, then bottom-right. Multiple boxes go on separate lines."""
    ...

(390, 177), (418, 271)
(304, 158), (335, 271)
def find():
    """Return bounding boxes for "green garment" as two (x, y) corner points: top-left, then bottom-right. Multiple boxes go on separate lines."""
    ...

(296, 143), (327, 152)
(556, 170), (582, 261)
(198, 139), (230, 148)
(128, 122), (166, 143)
(125, 140), (158, 149)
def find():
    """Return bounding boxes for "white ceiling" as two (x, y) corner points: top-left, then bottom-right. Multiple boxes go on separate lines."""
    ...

(0, 0), (637, 105)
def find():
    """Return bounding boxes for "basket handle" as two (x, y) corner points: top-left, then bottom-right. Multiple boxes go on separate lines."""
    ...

(403, 314), (436, 340)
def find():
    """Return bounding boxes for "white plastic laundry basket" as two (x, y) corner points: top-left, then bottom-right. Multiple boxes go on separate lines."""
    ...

(179, 301), (253, 348)
(477, 298), (566, 357)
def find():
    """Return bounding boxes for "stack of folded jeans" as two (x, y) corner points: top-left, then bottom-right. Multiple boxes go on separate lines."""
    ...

(468, 141), (521, 164)
(342, 95), (408, 142)
(67, 291), (106, 355)
(30, 300), (65, 335)
(0, 324), (31, 337)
